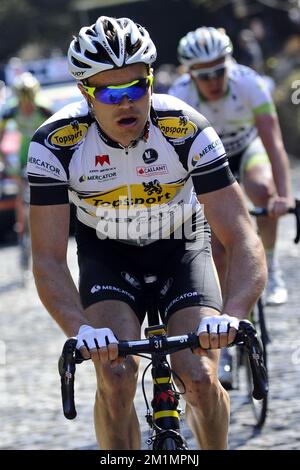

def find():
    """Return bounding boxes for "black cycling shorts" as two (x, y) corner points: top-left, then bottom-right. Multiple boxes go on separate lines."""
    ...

(76, 220), (222, 325)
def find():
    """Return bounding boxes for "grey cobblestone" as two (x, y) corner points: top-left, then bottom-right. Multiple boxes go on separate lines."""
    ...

(0, 159), (299, 449)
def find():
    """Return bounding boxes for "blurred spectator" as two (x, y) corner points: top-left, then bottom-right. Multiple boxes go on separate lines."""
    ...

(5, 57), (26, 87)
(269, 35), (300, 83)
(0, 80), (5, 108)
(0, 72), (52, 236)
(46, 49), (70, 83)
(250, 18), (266, 42)
(236, 29), (275, 95)
(236, 29), (264, 73)
(153, 64), (178, 93)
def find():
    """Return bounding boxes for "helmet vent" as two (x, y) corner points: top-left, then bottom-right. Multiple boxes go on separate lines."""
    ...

(73, 39), (81, 53)
(125, 34), (142, 57)
(86, 27), (98, 37)
(84, 41), (114, 65)
(103, 19), (120, 57)
(71, 57), (92, 69)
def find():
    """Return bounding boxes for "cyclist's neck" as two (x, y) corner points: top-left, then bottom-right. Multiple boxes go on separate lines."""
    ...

(19, 101), (36, 115)
(93, 115), (150, 150)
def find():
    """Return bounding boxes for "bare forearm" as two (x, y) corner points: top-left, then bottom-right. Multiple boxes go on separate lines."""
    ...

(269, 148), (292, 199)
(223, 235), (267, 319)
(256, 114), (292, 199)
(199, 183), (268, 318)
(33, 259), (87, 336)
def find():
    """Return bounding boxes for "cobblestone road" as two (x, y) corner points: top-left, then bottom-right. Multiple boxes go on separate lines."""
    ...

(0, 160), (299, 450)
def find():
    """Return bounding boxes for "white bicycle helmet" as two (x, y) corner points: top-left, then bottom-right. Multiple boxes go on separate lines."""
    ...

(178, 27), (233, 67)
(68, 16), (157, 80)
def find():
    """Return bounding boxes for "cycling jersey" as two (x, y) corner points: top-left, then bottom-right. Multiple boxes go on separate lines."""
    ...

(28, 93), (235, 245)
(0, 104), (52, 168)
(169, 63), (275, 158)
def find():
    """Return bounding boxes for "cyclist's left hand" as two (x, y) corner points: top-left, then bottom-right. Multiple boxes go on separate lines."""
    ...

(267, 196), (292, 218)
(196, 314), (239, 350)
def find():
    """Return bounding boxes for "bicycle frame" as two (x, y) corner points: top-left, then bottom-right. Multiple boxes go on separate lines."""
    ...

(142, 276), (187, 448)
(143, 324), (187, 450)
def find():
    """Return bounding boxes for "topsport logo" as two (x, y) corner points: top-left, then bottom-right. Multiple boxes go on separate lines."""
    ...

(158, 116), (197, 143)
(46, 120), (88, 150)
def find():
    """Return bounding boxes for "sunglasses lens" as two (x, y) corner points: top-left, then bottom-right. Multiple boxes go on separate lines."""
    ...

(194, 67), (226, 81)
(95, 78), (150, 104)
(215, 68), (226, 78)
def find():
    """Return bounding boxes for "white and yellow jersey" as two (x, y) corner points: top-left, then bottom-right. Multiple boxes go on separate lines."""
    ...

(27, 93), (234, 244)
(169, 63), (275, 157)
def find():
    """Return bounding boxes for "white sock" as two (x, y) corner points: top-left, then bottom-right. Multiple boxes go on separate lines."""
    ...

(265, 248), (278, 272)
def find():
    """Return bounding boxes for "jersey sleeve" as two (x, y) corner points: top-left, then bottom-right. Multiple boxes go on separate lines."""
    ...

(27, 102), (92, 206)
(27, 130), (69, 206)
(188, 126), (235, 194)
(244, 71), (276, 116)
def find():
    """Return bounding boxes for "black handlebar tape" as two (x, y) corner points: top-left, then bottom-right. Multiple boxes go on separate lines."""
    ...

(59, 338), (78, 419)
(292, 200), (300, 244)
(250, 200), (300, 244)
(237, 320), (268, 400)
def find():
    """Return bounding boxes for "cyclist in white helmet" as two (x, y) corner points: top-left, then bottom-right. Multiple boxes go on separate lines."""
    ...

(0, 72), (52, 238)
(170, 26), (293, 307)
(28, 17), (266, 449)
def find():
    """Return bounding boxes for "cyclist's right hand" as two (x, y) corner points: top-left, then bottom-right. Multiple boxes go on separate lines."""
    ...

(76, 325), (119, 365)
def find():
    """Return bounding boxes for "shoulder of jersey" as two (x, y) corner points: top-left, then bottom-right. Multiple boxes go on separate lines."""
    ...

(151, 92), (210, 146)
(229, 62), (260, 81)
(36, 104), (53, 119)
(32, 99), (92, 152)
(168, 73), (191, 98)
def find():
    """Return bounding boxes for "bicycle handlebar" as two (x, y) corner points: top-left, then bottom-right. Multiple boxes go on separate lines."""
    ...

(249, 199), (300, 244)
(58, 320), (268, 420)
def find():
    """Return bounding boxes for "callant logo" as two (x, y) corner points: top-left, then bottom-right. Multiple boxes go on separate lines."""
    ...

(95, 154), (110, 166)
(158, 116), (197, 142)
(46, 120), (88, 149)
(136, 164), (168, 176)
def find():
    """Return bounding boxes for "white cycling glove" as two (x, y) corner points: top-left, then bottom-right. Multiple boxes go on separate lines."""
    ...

(197, 314), (239, 335)
(76, 325), (118, 351)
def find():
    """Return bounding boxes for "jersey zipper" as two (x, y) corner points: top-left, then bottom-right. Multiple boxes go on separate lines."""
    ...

(123, 146), (132, 207)
(122, 145), (145, 246)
